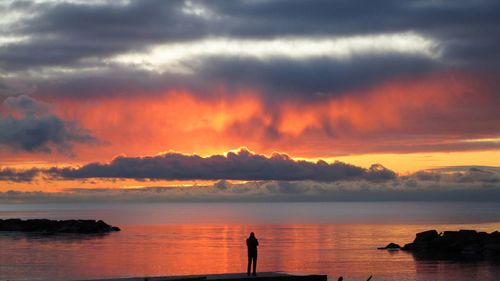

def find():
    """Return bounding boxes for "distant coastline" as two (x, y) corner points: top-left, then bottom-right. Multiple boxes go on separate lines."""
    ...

(0, 219), (120, 234)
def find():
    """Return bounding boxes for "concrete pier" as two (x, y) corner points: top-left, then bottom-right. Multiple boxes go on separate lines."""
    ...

(80, 272), (328, 281)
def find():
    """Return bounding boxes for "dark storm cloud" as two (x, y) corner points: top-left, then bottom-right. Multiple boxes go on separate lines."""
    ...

(0, 0), (207, 70)
(2, 0), (500, 72)
(47, 148), (396, 181)
(23, 0), (202, 41)
(32, 67), (193, 98)
(206, 0), (500, 67)
(205, 0), (412, 37)
(206, 0), (500, 36)
(0, 115), (89, 153)
(3, 94), (50, 114)
(17, 0), (497, 43)
(0, 0), (497, 111)
(195, 54), (439, 98)
(0, 167), (40, 182)
(0, 38), (116, 70)
(30, 53), (438, 100)
(0, 95), (95, 153)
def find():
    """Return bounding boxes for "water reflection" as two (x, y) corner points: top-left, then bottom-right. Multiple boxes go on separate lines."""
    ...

(2, 223), (500, 281)
(2, 202), (500, 280)
(412, 259), (500, 281)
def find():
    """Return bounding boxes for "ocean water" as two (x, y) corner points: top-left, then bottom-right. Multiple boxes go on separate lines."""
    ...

(1, 202), (500, 281)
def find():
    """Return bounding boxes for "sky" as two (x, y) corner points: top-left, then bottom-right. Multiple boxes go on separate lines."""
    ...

(0, 0), (499, 201)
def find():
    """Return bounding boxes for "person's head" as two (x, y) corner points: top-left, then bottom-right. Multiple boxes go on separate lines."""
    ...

(337, 277), (343, 281)
(250, 232), (255, 238)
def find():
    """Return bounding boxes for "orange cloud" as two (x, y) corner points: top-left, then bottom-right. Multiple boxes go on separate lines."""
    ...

(2, 71), (498, 172)
(45, 89), (267, 161)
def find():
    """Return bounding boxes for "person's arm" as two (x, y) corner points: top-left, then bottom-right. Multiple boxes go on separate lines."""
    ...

(256, 239), (259, 246)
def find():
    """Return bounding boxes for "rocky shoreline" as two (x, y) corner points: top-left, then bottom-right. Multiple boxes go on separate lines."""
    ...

(0, 219), (120, 234)
(379, 229), (500, 260)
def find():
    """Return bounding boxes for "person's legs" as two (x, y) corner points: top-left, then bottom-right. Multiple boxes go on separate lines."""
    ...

(247, 255), (252, 276)
(252, 255), (257, 276)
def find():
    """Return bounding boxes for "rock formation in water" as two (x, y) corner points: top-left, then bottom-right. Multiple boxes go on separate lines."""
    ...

(0, 219), (121, 234)
(380, 229), (500, 259)
(377, 242), (401, 250)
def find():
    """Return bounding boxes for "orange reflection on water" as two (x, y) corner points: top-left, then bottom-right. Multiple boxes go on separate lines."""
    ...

(3, 223), (500, 281)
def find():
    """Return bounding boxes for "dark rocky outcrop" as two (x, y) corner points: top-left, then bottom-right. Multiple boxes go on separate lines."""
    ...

(377, 242), (401, 250)
(0, 219), (120, 234)
(381, 229), (500, 260)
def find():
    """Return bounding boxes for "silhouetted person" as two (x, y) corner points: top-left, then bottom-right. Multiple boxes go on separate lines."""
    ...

(246, 232), (259, 276)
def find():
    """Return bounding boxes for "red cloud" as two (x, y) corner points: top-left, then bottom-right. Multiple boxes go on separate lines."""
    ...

(23, 70), (500, 163)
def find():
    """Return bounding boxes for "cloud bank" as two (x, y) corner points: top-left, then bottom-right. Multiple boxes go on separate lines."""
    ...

(1, 166), (499, 203)
(0, 167), (39, 182)
(47, 148), (396, 181)
(1, 149), (499, 203)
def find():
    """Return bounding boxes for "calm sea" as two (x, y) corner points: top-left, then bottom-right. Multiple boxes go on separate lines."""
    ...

(1, 202), (500, 281)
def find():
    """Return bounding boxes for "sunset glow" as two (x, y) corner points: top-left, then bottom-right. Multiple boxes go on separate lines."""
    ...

(0, 0), (499, 199)
(3, 2), (500, 281)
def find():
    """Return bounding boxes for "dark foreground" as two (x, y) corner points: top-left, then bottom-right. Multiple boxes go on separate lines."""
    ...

(380, 229), (500, 260)
(79, 272), (327, 281)
(0, 219), (120, 234)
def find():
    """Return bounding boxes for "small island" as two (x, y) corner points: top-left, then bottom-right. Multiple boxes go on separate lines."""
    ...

(0, 219), (121, 234)
(379, 229), (500, 260)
